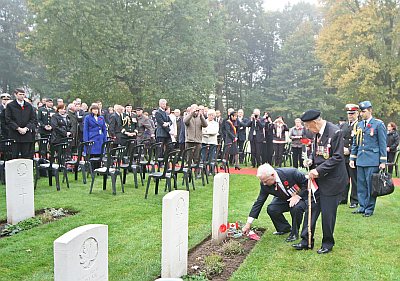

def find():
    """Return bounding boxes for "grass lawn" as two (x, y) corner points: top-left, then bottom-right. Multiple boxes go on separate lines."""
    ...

(0, 171), (399, 281)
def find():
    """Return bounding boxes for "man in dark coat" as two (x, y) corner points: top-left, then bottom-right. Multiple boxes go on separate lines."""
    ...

(5, 88), (37, 159)
(237, 109), (248, 164)
(292, 109), (347, 254)
(242, 163), (308, 242)
(339, 104), (359, 208)
(108, 105), (125, 146)
(37, 98), (55, 139)
(67, 103), (79, 152)
(245, 108), (265, 168)
(155, 99), (171, 146)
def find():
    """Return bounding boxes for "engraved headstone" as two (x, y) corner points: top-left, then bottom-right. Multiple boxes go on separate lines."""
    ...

(212, 173), (229, 244)
(54, 224), (108, 281)
(6, 159), (34, 224)
(161, 190), (189, 278)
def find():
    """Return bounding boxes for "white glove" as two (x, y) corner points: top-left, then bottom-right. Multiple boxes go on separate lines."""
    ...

(303, 159), (313, 168)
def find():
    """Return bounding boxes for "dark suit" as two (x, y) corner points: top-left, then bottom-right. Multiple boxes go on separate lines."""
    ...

(108, 113), (124, 145)
(155, 108), (171, 145)
(246, 118), (265, 167)
(237, 117), (248, 163)
(5, 100), (37, 158)
(299, 122), (347, 250)
(50, 113), (71, 145)
(339, 121), (358, 205)
(263, 121), (274, 165)
(248, 168), (308, 236)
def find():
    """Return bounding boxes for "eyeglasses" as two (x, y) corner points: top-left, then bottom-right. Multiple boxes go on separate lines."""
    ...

(347, 112), (355, 115)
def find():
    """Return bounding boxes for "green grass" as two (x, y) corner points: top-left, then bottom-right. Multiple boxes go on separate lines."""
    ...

(0, 172), (399, 281)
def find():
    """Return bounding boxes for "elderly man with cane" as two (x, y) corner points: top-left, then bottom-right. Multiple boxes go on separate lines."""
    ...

(292, 109), (347, 254)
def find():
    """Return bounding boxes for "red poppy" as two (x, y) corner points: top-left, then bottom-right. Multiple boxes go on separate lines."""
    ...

(367, 123), (371, 128)
(284, 181), (289, 186)
(21, 106), (24, 110)
(300, 138), (311, 145)
(219, 224), (227, 233)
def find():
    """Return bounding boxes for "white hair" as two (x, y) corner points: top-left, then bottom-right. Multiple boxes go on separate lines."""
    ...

(256, 164), (275, 178)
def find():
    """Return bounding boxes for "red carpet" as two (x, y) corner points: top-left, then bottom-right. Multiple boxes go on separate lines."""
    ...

(228, 167), (400, 187)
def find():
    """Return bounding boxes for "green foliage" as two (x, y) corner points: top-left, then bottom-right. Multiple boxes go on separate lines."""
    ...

(0, 217), (42, 237)
(221, 240), (245, 256)
(317, 0), (400, 122)
(182, 272), (209, 281)
(204, 254), (225, 277)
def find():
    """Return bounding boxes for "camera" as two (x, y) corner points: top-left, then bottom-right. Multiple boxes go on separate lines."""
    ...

(254, 115), (258, 119)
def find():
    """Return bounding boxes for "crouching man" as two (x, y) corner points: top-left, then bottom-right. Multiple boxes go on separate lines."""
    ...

(242, 164), (307, 242)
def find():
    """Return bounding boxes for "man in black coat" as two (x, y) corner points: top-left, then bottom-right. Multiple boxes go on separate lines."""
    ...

(245, 108), (265, 168)
(242, 163), (308, 242)
(155, 99), (171, 146)
(237, 109), (248, 164)
(339, 104), (359, 208)
(5, 88), (37, 159)
(292, 109), (347, 254)
(108, 105), (125, 146)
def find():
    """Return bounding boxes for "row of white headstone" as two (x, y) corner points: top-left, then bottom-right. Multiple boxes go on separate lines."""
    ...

(4, 159), (230, 280)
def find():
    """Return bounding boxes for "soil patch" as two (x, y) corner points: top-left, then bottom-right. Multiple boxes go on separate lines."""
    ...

(186, 228), (265, 280)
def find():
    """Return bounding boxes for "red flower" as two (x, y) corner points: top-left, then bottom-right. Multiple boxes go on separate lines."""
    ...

(219, 224), (227, 233)
(300, 138), (311, 145)
(367, 123), (371, 128)
(284, 181), (289, 186)
(21, 106), (24, 110)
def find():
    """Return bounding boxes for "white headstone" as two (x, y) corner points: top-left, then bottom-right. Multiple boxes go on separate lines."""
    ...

(212, 173), (229, 244)
(54, 224), (108, 281)
(6, 159), (34, 224)
(161, 190), (189, 278)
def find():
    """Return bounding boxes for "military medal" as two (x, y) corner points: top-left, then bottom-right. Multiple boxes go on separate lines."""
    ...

(323, 152), (329, 159)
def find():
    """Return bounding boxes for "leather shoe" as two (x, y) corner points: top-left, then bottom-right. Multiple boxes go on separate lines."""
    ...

(273, 230), (290, 235)
(292, 243), (313, 250)
(285, 234), (298, 242)
(317, 247), (332, 254)
(352, 210), (364, 214)
(349, 203), (358, 208)
(363, 213), (373, 217)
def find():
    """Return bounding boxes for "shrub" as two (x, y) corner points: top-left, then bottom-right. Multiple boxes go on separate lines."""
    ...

(1, 217), (42, 237)
(204, 254), (224, 277)
(222, 240), (245, 256)
(182, 272), (209, 281)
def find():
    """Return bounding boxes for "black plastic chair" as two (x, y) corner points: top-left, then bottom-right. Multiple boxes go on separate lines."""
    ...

(216, 143), (232, 173)
(192, 145), (210, 186)
(386, 148), (400, 176)
(241, 140), (250, 166)
(140, 142), (163, 180)
(0, 139), (15, 184)
(145, 149), (180, 199)
(65, 141), (94, 184)
(90, 140), (114, 172)
(282, 142), (292, 167)
(90, 146), (125, 195)
(35, 142), (70, 191)
(173, 147), (195, 191)
(121, 141), (145, 188)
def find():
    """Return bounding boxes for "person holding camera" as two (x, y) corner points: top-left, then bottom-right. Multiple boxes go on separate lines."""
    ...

(246, 109), (265, 168)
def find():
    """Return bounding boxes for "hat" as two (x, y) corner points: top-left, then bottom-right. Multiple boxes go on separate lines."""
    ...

(339, 116), (346, 122)
(46, 98), (53, 102)
(359, 101), (372, 110)
(345, 103), (359, 113)
(300, 109), (321, 122)
(125, 103), (132, 107)
(0, 93), (11, 99)
(136, 107), (144, 111)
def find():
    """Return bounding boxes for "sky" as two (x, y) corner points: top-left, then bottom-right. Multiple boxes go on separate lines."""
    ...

(263, 0), (320, 11)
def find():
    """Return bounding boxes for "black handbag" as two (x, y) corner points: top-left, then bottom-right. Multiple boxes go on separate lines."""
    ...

(371, 170), (395, 197)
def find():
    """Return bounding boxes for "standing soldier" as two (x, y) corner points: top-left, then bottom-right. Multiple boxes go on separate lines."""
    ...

(292, 109), (347, 254)
(37, 98), (55, 139)
(339, 104), (359, 208)
(350, 101), (386, 217)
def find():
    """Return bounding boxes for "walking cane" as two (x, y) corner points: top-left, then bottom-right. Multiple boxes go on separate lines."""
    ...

(307, 177), (312, 248)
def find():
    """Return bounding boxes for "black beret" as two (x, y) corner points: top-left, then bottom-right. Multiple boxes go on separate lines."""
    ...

(46, 98), (53, 102)
(300, 109), (321, 122)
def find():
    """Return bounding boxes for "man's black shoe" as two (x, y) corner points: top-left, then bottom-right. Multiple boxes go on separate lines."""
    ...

(273, 230), (290, 235)
(317, 247), (332, 254)
(292, 243), (313, 250)
(363, 213), (373, 217)
(349, 203), (358, 208)
(339, 200), (347, 205)
(285, 234), (298, 242)
(352, 210), (364, 214)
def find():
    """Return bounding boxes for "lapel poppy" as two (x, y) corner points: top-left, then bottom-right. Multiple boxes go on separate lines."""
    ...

(283, 180), (289, 186)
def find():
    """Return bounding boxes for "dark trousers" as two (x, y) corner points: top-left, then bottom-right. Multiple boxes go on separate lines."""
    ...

(300, 192), (341, 249)
(156, 136), (172, 157)
(267, 196), (306, 236)
(250, 140), (263, 167)
(341, 161), (358, 204)
(292, 147), (303, 168)
(262, 141), (273, 165)
(387, 152), (396, 174)
(273, 143), (285, 167)
(13, 142), (34, 159)
(238, 140), (245, 163)
(185, 142), (201, 166)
